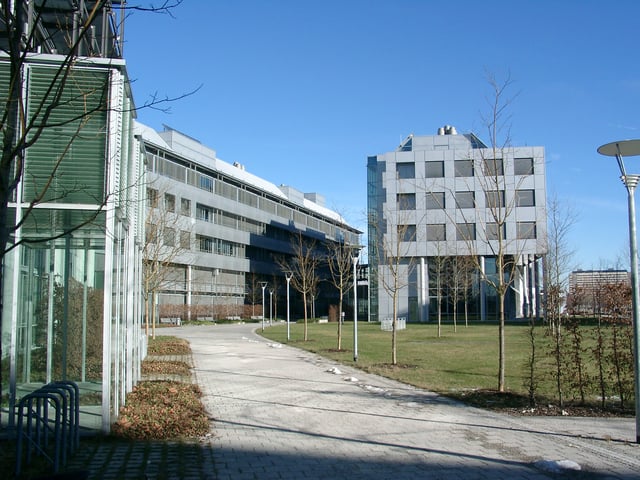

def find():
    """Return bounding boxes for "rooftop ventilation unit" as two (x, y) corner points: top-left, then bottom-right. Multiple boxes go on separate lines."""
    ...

(438, 125), (457, 135)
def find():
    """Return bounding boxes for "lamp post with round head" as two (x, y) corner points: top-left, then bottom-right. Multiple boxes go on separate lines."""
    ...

(285, 272), (293, 341)
(260, 282), (268, 332)
(352, 254), (359, 362)
(598, 139), (640, 444)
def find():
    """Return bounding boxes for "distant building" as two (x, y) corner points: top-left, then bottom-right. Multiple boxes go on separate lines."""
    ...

(367, 126), (547, 322)
(567, 269), (631, 315)
(137, 123), (362, 322)
(569, 269), (630, 290)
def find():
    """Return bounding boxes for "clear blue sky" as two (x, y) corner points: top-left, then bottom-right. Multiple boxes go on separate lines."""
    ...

(124, 0), (640, 270)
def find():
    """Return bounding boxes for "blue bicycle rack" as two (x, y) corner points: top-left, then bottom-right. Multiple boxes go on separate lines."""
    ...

(15, 380), (81, 476)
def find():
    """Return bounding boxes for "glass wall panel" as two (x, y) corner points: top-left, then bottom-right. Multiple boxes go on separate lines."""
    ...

(8, 220), (106, 426)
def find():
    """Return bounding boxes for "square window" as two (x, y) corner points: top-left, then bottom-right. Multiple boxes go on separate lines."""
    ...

(456, 223), (476, 241)
(398, 224), (417, 242)
(515, 158), (534, 175)
(455, 160), (474, 177)
(426, 161), (444, 178)
(147, 188), (158, 208)
(427, 224), (446, 241)
(163, 227), (175, 247)
(397, 193), (416, 210)
(486, 223), (505, 240)
(396, 163), (415, 179)
(426, 192), (445, 209)
(515, 190), (535, 207)
(483, 158), (504, 176)
(164, 193), (176, 213)
(180, 230), (191, 250)
(181, 198), (191, 216)
(517, 222), (537, 239)
(455, 191), (475, 209)
(485, 190), (505, 208)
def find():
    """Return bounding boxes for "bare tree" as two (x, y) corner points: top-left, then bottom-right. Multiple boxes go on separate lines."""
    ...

(326, 239), (357, 350)
(430, 247), (447, 338)
(454, 72), (540, 392)
(545, 194), (578, 330)
(372, 201), (419, 365)
(278, 232), (319, 341)
(0, 1), (186, 261)
(543, 194), (578, 406)
(246, 272), (264, 318)
(445, 255), (476, 332)
(142, 182), (193, 338)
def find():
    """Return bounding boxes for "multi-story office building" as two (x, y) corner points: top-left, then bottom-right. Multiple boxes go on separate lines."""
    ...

(137, 123), (361, 322)
(569, 269), (630, 290)
(367, 126), (546, 322)
(1, 2), (144, 433)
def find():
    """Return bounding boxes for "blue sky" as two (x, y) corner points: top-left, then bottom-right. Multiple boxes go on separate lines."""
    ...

(124, 0), (640, 269)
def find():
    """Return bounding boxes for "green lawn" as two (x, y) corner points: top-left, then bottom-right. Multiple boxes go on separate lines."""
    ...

(258, 320), (634, 411)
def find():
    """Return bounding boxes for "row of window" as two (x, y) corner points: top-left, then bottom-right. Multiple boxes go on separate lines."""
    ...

(396, 157), (534, 180)
(146, 153), (357, 244)
(398, 189), (536, 210)
(399, 221), (537, 242)
(196, 234), (243, 257)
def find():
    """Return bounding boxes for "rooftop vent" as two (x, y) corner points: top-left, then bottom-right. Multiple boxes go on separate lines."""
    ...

(233, 162), (245, 170)
(437, 125), (457, 135)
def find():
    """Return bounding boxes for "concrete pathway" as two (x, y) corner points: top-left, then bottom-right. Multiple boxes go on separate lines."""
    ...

(169, 323), (639, 480)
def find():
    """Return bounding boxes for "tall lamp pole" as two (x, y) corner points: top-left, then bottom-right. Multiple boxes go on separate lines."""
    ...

(269, 289), (273, 326)
(286, 272), (292, 341)
(598, 139), (640, 444)
(352, 254), (359, 362)
(260, 281), (268, 332)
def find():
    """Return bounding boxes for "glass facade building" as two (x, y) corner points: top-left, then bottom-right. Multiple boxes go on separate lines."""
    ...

(1, 2), (144, 433)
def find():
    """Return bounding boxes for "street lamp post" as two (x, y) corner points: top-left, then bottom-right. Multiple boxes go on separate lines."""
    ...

(269, 289), (273, 326)
(211, 268), (219, 321)
(286, 272), (292, 341)
(352, 254), (359, 362)
(260, 281), (268, 332)
(598, 139), (640, 444)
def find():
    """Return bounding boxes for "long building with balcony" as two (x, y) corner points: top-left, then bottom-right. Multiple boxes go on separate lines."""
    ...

(137, 123), (361, 323)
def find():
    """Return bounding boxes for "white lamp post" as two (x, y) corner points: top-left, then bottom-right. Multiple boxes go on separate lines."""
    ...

(598, 139), (640, 444)
(286, 272), (292, 341)
(269, 289), (273, 326)
(352, 254), (359, 362)
(260, 281), (268, 332)
(211, 268), (219, 321)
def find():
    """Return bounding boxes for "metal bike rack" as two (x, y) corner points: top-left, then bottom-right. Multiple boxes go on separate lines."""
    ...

(15, 380), (81, 476)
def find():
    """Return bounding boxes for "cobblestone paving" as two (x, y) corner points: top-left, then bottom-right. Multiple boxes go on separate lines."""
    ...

(59, 323), (640, 480)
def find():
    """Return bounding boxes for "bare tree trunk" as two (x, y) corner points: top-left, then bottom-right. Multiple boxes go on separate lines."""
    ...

(152, 291), (157, 340)
(337, 292), (343, 350)
(303, 292), (308, 341)
(498, 296), (505, 392)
